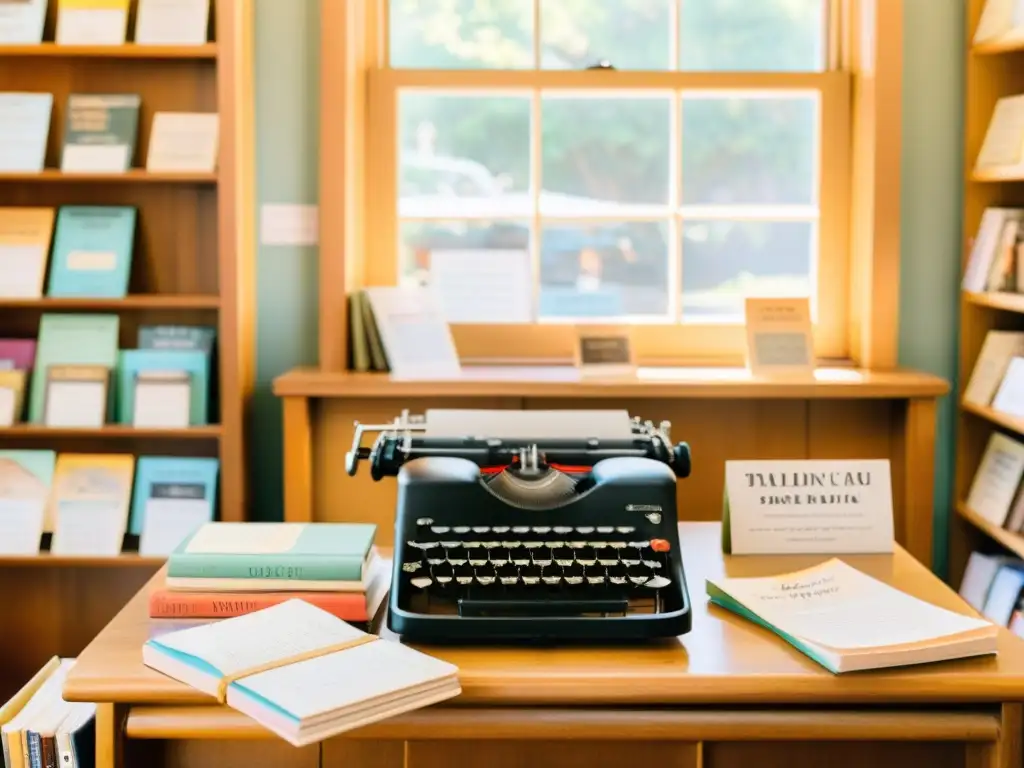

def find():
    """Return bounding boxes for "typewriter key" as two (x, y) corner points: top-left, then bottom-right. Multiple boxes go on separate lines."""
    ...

(586, 573), (606, 586)
(447, 546), (468, 566)
(472, 526), (489, 534)
(532, 526), (552, 534)
(416, 518), (434, 527)
(496, 563), (519, 586)
(482, 540), (501, 549)
(645, 575), (672, 589)
(597, 526), (614, 534)
(454, 564), (475, 585)
(431, 526), (450, 534)
(401, 561), (422, 573)
(568, 541), (587, 549)
(476, 574), (497, 587)
(643, 560), (662, 569)
(453, 526), (471, 534)
(489, 548), (509, 566)
(532, 549), (553, 567)
(542, 573), (562, 586)
(608, 541), (627, 549)
(500, 540), (519, 549)
(553, 526), (573, 534)
(576, 526), (595, 534)
(520, 565), (542, 586)
(522, 541), (543, 548)
(426, 554), (445, 566)
(576, 546), (597, 567)
(467, 547), (488, 567)
(440, 540), (460, 549)
(510, 546), (531, 566)
(512, 526), (530, 534)
(410, 577), (432, 589)
(492, 526), (510, 533)
(434, 562), (454, 586)
(616, 526), (635, 534)
(620, 552), (641, 567)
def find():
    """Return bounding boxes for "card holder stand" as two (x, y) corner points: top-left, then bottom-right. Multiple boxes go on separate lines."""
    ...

(43, 365), (109, 428)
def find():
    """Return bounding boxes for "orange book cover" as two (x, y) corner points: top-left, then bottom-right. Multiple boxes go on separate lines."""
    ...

(148, 589), (370, 621)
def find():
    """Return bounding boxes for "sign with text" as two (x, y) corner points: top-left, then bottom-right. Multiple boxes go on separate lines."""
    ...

(744, 297), (815, 377)
(575, 326), (636, 378)
(723, 459), (894, 555)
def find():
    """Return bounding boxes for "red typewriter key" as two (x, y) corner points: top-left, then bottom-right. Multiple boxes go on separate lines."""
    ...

(649, 539), (671, 553)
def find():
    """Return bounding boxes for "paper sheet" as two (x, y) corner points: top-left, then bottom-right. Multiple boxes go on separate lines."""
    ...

(424, 409), (633, 440)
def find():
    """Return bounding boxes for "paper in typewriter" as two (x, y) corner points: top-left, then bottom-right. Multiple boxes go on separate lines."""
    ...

(424, 409), (634, 440)
(709, 559), (995, 651)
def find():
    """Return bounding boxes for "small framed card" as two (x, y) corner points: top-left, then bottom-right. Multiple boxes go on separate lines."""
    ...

(51, 498), (125, 556)
(133, 370), (191, 428)
(43, 365), (108, 428)
(146, 112), (219, 173)
(55, 0), (129, 45)
(134, 0), (210, 45)
(744, 297), (815, 378)
(574, 326), (636, 379)
(139, 482), (213, 555)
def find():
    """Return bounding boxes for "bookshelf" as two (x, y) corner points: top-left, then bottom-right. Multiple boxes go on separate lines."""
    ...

(0, 0), (254, 699)
(949, 0), (1024, 585)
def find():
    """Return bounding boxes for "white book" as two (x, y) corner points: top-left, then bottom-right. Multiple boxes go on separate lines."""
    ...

(0, 93), (52, 173)
(0, 0), (47, 43)
(959, 552), (1006, 611)
(976, 94), (1024, 173)
(992, 356), (1024, 417)
(134, 0), (210, 45)
(964, 208), (1023, 292)
(145, 112), (219, 172)
(142, 599), (461, 746)
(964, 330), (1024, 407)
(707, 559), (998, 674)
(966, 431), (1024, 527)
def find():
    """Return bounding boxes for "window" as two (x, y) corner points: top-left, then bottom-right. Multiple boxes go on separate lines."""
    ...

(362, 0), (852, 363)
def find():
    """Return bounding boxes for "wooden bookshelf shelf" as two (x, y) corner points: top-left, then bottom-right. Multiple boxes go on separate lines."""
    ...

(962, 400), (1024, 435)
(0, 425), (222, 439)
(0, 553), (165, 568)
(0, 43), (217, 59)
(971, 167), (1024, 183)
(0, 170), (217, 184)
(964, 291), (1024, 313)
(0, 295), (220, 310)
(956, 502), (1024, 560)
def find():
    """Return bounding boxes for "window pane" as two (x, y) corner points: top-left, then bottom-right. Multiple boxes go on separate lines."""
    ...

(680, 219), (814, 322)
(681, 94), (818, 206)
(540, 0), (672, 71)
(541, 94), (672, 214)
(539, 221), (670, 320)
(400, 220), (534, 323)
(680, 0), (825, 72)
(399, 93), (532, 219)
(389, 0), (534, 69)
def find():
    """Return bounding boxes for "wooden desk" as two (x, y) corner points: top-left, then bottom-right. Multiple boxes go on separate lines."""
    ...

(64, 523), (1024, 768)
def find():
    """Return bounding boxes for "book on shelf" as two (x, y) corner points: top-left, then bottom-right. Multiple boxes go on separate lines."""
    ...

(707, 558), (998, 674)
(47, 206), (136, 298)
(146, 112), (219, 173)
(0, 657), (96, 768)
(974, 0), (1024, 45)
(0, 207), (55, 299)
(142, 599), (461, 746)
(0, 369), (27, 426)
(165, 521), (380, 592)
(0, 450), (55, 556)
(0, 0), (47, 44)
(0, 93), (52, 174)
(963, 330), (1024, 407)
(134, 0), (211, 46)
(966, 431), (1024, 527)
(0, 340), (37, 372)
(964, 208), (1024, 293)
(958, 551), (1024, 638)
(992, 357), (1024, 419)
(61, 93), (140, 174)
(116, 348), (209, 427)
(129, 456), (219, 555)
(976, 95), (1024, 177)
(56, 0), (129, 46)
(47, 453), (134, 556)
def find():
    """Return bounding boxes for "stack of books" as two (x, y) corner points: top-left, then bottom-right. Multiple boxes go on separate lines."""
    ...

(147, 522), (390, 631)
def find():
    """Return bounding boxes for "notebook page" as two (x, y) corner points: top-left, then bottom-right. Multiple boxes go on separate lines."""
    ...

(713, 559), (993, 650)
(153, 600), (369, 677)
(233, 639), (459, 721)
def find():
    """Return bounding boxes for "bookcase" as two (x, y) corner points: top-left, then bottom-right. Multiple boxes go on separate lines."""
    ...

(0, 0), (254, 699)
(949, 0), (1024, 588)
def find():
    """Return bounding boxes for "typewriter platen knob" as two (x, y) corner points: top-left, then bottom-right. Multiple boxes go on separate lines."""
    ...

(672, 442), (691, 478)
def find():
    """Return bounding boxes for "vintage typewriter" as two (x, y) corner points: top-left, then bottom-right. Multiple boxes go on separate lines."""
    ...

(346, 408), (693, 642)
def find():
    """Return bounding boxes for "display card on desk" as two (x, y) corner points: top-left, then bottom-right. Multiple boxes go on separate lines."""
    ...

(744, 297), (815, 377)
(723, 459), (894, 554)
(142, 599), (461, 746)
(362, 286), (461, 380)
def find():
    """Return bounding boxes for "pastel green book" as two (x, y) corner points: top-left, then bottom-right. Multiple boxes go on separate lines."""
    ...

(167, 522), (377, 582)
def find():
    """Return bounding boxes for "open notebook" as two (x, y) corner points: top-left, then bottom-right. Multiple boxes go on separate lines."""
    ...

(142, 599), (460, 746)
(707, 558), (999, 674)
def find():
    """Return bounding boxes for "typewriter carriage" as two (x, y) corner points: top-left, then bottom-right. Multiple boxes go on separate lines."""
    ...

(345, 409), (694, 642)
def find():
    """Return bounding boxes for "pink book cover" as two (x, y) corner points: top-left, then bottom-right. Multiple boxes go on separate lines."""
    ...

(0, 340), (37, 370)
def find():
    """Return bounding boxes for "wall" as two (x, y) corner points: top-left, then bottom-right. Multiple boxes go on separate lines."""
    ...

(248, 2), (968, 572)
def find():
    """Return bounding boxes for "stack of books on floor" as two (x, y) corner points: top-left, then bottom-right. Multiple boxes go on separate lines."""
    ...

(1, 657), (96, 768)
(147, 522), (390, 631)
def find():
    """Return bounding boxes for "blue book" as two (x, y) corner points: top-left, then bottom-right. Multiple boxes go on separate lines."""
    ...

(129, 456), (219, 536)
(117, 349), (209, 426)
(47, 206), (136, 298)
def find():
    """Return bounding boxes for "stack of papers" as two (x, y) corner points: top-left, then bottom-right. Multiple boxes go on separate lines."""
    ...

(142, 599), (460, 746)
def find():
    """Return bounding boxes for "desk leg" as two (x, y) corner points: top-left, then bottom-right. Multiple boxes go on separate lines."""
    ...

(967, 704), (1023, 768)
(283, 395), (314, 523)
(900, 397), (937, 569)
(95, 703), (125, 768)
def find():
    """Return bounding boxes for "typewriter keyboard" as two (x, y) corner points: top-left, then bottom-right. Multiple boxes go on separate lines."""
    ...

(397, 518), (679, 618)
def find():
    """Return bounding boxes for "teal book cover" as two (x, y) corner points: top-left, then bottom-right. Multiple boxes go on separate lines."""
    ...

(28, 314), (120, 423)
(47, 206), (136, 298)
(129, 456), (219, 535)
(117, 349), (209, 426)
(167, 522), (378, 582)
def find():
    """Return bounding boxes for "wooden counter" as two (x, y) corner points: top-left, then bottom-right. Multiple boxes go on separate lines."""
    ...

(271, 365), (948, 566)
(64, 523), (1024, 768)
